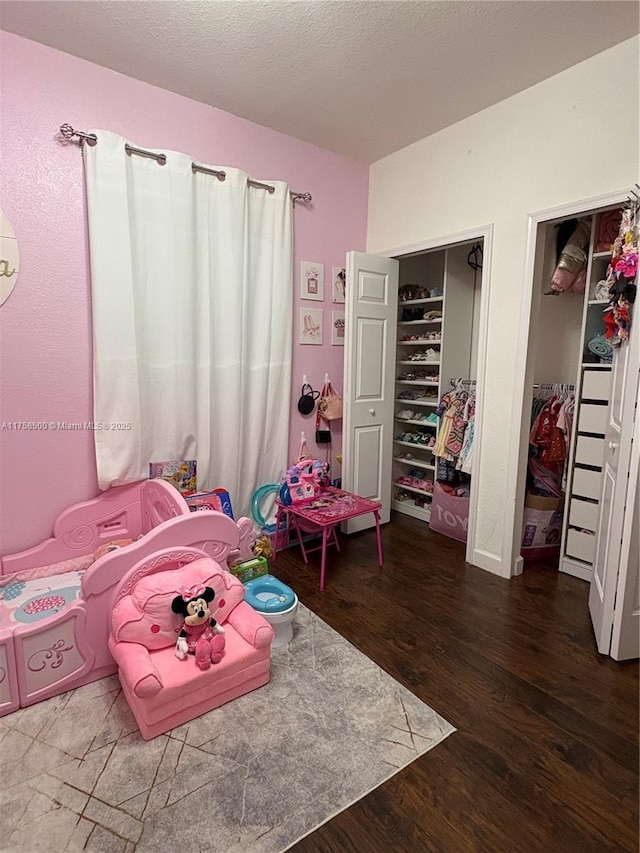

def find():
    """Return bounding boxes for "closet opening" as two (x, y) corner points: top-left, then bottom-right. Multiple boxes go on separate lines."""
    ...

(515, 203), (624, 580)
(390, 237), (486, 561)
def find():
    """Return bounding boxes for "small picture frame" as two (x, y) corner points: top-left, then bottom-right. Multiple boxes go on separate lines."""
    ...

(332, 267), (346, 304)
(300, 307), (323, 345)
(300, 262), (324, 301)
(331, 310), (345, 346)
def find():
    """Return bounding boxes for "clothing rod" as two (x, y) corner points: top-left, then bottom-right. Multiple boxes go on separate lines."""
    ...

(533, 382), (575, 390)
(59, 124), (312, 204)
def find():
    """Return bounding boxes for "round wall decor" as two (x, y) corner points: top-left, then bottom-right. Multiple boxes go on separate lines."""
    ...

(0, 209), (19, 306)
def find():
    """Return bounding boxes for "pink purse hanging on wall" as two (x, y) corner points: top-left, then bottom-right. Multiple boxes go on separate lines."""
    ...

(318, 377), (343, 422)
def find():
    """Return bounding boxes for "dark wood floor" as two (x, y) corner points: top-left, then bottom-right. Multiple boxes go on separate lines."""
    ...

(272, 512), (639, 853)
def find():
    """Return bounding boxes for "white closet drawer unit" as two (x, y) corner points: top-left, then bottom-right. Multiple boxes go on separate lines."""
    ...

(581, 370), (611, 401)
(574, 435), (604, 468)
(572, 467), (602, 500)
(568, 498), (599, 532)
(578, 403), (608, 435)
(566, 529), (597, 564)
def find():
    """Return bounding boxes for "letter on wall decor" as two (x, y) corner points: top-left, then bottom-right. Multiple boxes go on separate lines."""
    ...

(0, 209), (19, 306)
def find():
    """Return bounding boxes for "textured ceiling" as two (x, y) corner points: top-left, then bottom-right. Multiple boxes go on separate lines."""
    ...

(1, 1), (638, 163)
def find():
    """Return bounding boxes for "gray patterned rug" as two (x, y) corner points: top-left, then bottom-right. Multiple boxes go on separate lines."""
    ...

(0, 605), (454, 853)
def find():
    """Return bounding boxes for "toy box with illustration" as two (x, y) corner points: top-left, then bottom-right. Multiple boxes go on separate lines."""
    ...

(229, 556), (269, 584)
(184, 491), (223, 513)
(149, 460), (197, 495)
(184, 488), (234, 520)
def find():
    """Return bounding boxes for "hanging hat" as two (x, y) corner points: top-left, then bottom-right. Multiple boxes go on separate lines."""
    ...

(297, 383), (320, 415)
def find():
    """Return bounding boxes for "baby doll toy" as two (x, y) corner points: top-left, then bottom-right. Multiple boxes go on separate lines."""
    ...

(171, 584), (225, 670)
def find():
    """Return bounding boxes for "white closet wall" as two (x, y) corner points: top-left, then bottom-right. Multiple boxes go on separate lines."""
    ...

(441, 244), (480, 384)
(534, 224), (584, 383)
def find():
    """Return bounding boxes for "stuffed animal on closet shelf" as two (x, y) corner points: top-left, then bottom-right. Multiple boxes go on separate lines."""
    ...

(548, 218), (591, 294)
(171, 584), (225, 670)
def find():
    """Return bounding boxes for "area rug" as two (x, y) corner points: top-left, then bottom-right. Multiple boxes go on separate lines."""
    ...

(0, 605), (454, 853)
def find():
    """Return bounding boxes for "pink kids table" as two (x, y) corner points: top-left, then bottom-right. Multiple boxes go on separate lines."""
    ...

(274, 487), (383, 591)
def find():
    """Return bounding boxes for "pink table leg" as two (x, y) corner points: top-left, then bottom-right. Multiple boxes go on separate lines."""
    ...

(374, 510), (383, 566)
(273, 508), (284, 561)
(292, 516), (309, 563)
(319, 525), (329, 591)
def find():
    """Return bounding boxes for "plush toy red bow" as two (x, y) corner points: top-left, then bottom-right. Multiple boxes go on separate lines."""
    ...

(180, 583), (206, 602)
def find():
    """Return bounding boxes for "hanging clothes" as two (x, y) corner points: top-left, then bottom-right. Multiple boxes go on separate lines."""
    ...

(527, 386), (575, 497)
(434, 388), (469, 462)
(456, 394), (475, 475)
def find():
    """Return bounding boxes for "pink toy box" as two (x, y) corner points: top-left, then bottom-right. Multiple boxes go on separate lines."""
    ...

(0, 479), (255, 719)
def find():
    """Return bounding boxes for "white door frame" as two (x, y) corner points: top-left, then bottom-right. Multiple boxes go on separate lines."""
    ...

(507, 188), (630, 577)
(377, 224), (493, 568)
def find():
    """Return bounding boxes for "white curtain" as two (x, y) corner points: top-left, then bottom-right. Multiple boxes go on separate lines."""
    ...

(83, 131), (292, 517)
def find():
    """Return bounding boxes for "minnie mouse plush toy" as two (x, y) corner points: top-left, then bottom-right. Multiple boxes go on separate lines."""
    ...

(171, 584), (225, 670)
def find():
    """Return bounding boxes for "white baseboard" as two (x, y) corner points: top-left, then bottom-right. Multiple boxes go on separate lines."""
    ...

(512, 555), (524, 577)
(469, 548), (510, 578)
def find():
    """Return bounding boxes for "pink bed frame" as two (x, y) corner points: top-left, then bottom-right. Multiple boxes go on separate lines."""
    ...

(0, 479), (255, 717)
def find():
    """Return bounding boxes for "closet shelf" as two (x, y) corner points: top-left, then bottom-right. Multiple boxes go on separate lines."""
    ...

(396, 380), (440, 386)
(397, 340), (441, 346)
(398, 319), (442, 326)
(581, 362), (612, 369)
(393, 482), (434, 497)
(394, 397), (437, 407)
(399, 296), (443, 306)
(394, 439), (436, 449)
(592, 251), (613, 259)
(587, 299), (608, 306)
(397, 359), (440, 366)
(393, 457), (436, 471)
(394, 418), (438, 427)
(391, 499), (431, 521)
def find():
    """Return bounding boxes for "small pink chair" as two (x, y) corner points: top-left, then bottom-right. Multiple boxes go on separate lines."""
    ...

(108, 547), (274, 740)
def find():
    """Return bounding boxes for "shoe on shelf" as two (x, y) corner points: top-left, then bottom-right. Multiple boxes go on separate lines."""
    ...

(426, 413), (438, 424)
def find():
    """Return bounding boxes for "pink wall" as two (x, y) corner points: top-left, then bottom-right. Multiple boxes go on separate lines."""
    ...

(0, 31), (368, 554)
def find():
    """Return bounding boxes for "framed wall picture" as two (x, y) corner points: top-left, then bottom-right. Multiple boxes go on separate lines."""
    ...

(299, 307), (323, 345)
(332, 266), (346, 303)
(300, 262), (324, 301)
(331, 310), (345, 346)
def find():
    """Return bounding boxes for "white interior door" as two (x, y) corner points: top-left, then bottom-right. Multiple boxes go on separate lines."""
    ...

(342, 252), (399, 532)
(611, 383), (639, 661)
(589, 319), (640, 657)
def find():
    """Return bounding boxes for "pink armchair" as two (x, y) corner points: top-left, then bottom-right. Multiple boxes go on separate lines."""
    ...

(108, 548), (274, 740)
